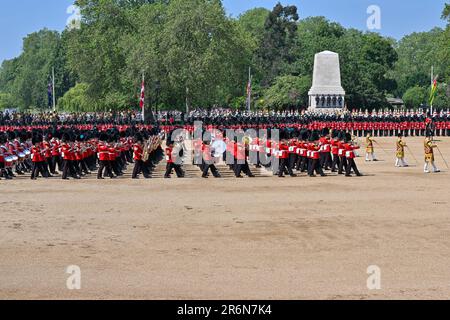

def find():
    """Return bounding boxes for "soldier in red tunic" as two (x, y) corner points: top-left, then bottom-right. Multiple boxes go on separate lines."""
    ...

(164, 141), (184, 178)
(234, 139), (254, 178)
(307, 131), (325, 177)
(30, 134), (48, 180)
(343, 133), (362, 177)
(201, 139), (221, 178)
(61, 132), (79, 180)
(50, 133), (62, 175)
(97, 133), (114, 179)
(330, 130), (341, 172)
(319, 128), (332, 171)
(132, 133), (150, 179)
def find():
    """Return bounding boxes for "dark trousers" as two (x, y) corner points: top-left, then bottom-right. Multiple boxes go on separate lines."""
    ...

(132, 160), (151, 178)
(338, 156), (347, 174)
(278, 158), (293, 176)
(62, 160), (78, 179)
(202, 162), (220, 177)
(296, 156), (308, 172)
(165, 162), (184, 178)
(308, 159), (324, 176)
(331, 154), (340, 171)
(31, 161), (48, 179)
(97, 160), (113, 178)
(235, 161), (253, 177)
(320, 152), (332, 169)
(50, 155), (62, 173)
(346, 158), (361, 176)
(288, 154), (297, 171)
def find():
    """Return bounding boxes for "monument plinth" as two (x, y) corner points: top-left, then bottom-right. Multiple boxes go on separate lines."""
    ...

(308, 51), (345, 111)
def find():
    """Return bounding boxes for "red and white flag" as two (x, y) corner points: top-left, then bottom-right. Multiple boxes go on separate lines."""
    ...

(139, 79), (145, 110)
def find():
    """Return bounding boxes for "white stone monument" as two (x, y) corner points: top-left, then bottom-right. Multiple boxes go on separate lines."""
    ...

(308, 50), (345, 111)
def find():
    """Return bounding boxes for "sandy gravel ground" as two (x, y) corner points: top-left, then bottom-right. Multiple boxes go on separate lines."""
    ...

(1, 137), (449, 300)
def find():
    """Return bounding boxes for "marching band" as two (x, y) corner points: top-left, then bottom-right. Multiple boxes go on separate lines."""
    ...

(0, 108), (448, 180)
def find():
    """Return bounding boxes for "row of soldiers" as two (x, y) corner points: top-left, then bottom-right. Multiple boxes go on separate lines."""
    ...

(0, 128), (164, 180)
(2, 109), (450, 137)
(164, 128), (363, 179)
(0, 125), (445, 180)
(365, 131), (443, 173)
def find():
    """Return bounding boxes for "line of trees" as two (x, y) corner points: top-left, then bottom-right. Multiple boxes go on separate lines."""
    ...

(0, 0), (449, 112)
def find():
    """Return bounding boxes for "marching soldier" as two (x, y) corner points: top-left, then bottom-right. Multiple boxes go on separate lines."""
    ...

(132, 133), (150, 179)
(234, 138), (254, 178)
(97, 133), (113, 179)
(307, 131), (325, 177)
(330, 130), (340, 172)
(423, 132), (440, 173)
(164, 141), (185, 178)
(343, 133), (362, 177)
(337, 132), (347, 175)
(201, 139), (221, 178)
(395, 133), (408, 167)
(365, 133), (377, 161)
(30, 134), (48, 180)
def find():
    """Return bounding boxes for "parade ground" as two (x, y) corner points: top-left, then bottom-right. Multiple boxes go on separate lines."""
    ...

(1, 137), (449, 300)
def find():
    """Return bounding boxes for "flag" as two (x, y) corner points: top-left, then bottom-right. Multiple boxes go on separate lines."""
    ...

(47, 82), (53, 107)
(429, 77), (438, 105)
(139, 79), (145, 110)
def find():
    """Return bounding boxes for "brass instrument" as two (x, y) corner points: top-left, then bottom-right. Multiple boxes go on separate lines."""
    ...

(142, 140), (150, 162)
(142, 133), (164, 162)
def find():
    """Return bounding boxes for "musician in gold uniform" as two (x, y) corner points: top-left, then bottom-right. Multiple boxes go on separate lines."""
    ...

(423, 132), (440, 173)
(365, 133), (377, 161)
(395, 133), (408, 167)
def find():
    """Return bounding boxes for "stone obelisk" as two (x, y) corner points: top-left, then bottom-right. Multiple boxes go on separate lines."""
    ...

(308, 51), (345, 111)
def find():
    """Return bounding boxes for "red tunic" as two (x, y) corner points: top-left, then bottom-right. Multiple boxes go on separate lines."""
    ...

(165, 146), (174, 163)
(98, 143), (109, 161)
(31, 145), (43, 163)
(133, 144), (143, 161)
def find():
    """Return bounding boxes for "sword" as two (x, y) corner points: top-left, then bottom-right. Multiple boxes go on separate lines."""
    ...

(435, 145), (449, 169)
(373, 140), (390, 157)
(405, 145), (418, 164)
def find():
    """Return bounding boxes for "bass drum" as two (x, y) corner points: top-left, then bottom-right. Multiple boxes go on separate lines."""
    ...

(212, 140), (226, 158)
(5, 156), (14, 166)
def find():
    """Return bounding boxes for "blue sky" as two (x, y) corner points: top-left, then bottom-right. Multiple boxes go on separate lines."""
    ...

(0, 0), (448, 64)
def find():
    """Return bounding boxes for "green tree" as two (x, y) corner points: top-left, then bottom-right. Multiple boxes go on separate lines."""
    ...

(151, 0), (251, 107)
(58, 82), (95, 111)
(263, 75), (311, 110)
(390, 28), (445, 97)
(257, 3), (299, 87)
(67, 0), (136, 110)
(237, 8), (270, 47)
(0, 93), (14, 110)
(402, 86), (427, 108)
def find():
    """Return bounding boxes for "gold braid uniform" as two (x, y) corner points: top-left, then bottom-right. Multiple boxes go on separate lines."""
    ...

(366, 136), (374, 153)
(424, 138), (435, 163)
(396, 138), (406, 159)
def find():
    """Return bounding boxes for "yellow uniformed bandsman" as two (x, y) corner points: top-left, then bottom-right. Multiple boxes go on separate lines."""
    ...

(365, 133), (377, 161)
(395, 133), (408, 167)
(423, 134), (440, 173)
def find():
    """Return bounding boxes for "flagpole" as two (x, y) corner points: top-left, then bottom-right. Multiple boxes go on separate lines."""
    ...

(247, 67), (251, 112)
(430, 66), (433, 116)
(186, 87), (189, 114)
(142, 72), (145, 122)
(52, 67), (56, 112)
